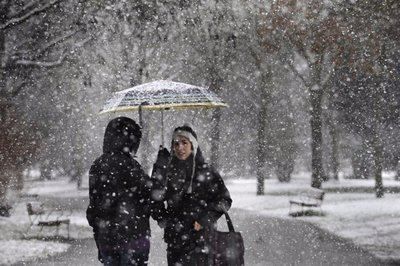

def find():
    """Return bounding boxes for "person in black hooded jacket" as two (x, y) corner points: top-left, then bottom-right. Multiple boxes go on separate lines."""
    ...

(152, 125), (232, 265)
(87, 117), (165, 265)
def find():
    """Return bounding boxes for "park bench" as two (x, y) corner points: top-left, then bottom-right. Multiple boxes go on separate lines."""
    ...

(26, 201), (71, 239)
(20, 193), (39, 199)
(289, 188), (325, 216)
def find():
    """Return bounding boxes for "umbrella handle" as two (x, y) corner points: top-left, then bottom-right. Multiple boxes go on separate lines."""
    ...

(139, 104), (144, 127)
(161, 109), (165, 147)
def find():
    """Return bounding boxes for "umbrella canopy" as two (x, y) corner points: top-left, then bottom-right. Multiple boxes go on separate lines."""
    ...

(99, 80), (228, 146)
(99, 80), (228, 114)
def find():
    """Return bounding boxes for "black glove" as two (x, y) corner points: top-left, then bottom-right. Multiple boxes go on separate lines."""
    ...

(155, 146), (170, 168)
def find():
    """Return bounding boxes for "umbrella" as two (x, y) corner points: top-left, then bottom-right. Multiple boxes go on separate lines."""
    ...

(100, 80), (228, 145)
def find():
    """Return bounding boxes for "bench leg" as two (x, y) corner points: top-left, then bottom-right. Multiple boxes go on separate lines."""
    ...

(290, 204), (301, 216)
(25, 223), (34, 236)
(67, 223), (70, 239)
(289, 203), (296, 216)
(39, 225), (44, 239)
(290, 203), (298, 216)
(289, 204), (308, 216)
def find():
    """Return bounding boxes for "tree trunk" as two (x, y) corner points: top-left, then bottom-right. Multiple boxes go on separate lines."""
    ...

(209, 72), (222, 170)
(372, 131), (384, 198)
(372, 91), (384, 198)
(70, 115), (84, 189)
(0, 4), (7, 120)
(256, 71), (272, 195)
(68, 73), (91, 189)
(327, 117), (339, 180)
(210, 108), (221, 170)
(256, 99), (268, 195)
(310, 88), (325, 188)
(0, 43), (6, 205)
(136, 44), (152, 174)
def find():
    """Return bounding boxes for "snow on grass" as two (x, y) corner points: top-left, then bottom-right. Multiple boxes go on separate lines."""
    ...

(2, 172), (399, 264)
(25, 178), (88, 198)
(225, 173), (400, 262)
(0, 178), (93, 264)
(0, 239), (69, 265)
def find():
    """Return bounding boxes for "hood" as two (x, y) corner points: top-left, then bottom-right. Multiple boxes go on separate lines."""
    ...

(103, 117), (142, 155)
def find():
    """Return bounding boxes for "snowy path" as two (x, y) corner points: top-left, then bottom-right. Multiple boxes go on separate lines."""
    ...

(14, 209), (391, 266)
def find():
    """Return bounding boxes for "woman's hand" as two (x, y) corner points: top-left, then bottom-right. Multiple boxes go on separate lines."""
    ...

(194, 221), (202, 231)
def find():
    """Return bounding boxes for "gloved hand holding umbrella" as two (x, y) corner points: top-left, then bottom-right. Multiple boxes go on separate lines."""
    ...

(155, 146), (170, 168)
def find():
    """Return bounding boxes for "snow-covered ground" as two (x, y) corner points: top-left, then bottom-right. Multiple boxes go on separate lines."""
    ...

(226, 171), (400, 262)
(0, 177), (92, 265)
(0, 172), (399, 265)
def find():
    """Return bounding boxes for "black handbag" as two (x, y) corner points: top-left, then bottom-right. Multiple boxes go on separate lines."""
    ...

(207, 211), (245, 266)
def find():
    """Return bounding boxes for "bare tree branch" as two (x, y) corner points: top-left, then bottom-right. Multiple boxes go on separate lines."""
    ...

(74, 36), (93, 48)
(321, 52), (335, 87)
(286, 60), (311, 88)
(11, 30), (76, 61)
(32, 30), (78, 59)
(0, 0), (61, 30)
(15, 53), (66, 67)
(11, 81), (27, 97)
(15, 35), (92, 68)
(7, 0), (40, 20)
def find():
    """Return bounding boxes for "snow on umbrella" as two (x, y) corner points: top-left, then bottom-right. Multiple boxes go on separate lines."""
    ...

(100, 80), (227, 113)
(99, 80), (228, 145)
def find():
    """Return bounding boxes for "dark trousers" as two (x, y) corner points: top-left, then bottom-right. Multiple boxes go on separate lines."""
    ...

(167, 246), (192, 266)
(98, 236), (150, 266)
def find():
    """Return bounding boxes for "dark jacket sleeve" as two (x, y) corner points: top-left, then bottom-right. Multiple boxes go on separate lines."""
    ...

(86, 158), (119, 229)
(198, 167), (232, 226)
(151, 164), (168, 188)
(134, 162), (166, 224)
(149, 153), (170, 225)
(148, 175), (167, 224)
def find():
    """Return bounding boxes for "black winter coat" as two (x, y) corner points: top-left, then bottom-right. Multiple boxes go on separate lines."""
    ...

(153, 152), (232, 250)
(86, 118), (165, 248)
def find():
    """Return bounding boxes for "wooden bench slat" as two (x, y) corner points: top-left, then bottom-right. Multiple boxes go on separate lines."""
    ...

(38, 219), (70, 226)
(289, 200), (320, 207)
(289, 188), (325, 216)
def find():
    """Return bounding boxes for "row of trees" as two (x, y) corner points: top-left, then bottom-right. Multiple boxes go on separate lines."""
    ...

(0, 0), (399, 205)
(0, 0), (90, 203)
(249, 0), (400, 196)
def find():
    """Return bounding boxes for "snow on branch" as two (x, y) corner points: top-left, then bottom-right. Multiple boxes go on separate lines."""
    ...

(321, 53), (335, 87)
(286, 61), (311, 89)
(0, 0), (61, 31)
(11, 82), (27, 97)
(7, 0), (40, 20)
(74, 36), (92, 48)
(33, 30), (79, 59)
(16, 53), (66, 67)
(15, 36), (92, 68)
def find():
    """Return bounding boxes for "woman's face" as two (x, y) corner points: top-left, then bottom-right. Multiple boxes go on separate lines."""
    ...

(173, 135), (192, 161)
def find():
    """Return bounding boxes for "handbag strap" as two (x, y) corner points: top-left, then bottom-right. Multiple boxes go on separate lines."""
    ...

(223, 211), (235, 232)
